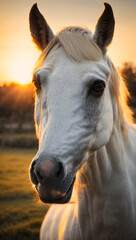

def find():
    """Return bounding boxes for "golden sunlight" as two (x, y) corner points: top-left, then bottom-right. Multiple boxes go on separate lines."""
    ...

(10, 57), (33, 85)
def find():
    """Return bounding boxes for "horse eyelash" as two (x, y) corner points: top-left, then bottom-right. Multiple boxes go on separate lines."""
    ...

(87, 80), (106, 97)
(32, 74), (41, 90)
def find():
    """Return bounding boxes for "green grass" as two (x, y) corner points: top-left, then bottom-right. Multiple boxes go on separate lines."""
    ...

(0, 147), (48, 240)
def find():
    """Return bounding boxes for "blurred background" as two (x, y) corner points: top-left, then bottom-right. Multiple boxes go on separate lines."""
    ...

(0, 0), (136, 239)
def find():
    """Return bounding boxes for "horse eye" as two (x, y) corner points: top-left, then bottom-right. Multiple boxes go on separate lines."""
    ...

(32, 74), (41, 92)
(87, 80), (105, 97)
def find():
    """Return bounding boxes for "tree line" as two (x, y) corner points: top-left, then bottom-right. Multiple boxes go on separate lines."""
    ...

(0, 83), (34, 132)
(121, 62), (136, 121)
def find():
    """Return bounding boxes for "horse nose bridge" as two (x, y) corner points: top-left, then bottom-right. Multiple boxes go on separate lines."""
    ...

(40, 127), (68, 156)
(43, 107), (73, 139)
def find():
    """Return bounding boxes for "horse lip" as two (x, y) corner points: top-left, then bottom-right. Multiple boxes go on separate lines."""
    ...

(36, 177), (75, 204)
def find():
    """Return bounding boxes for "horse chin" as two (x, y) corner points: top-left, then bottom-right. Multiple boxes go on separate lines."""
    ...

(35, 178), (75, 204)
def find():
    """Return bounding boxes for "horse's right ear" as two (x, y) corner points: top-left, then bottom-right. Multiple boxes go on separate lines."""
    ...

(29, 3), (54, 51)
(93, 3), (115, 54)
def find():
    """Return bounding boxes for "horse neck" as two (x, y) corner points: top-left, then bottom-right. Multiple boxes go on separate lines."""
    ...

(75, 114), (134, 239)
(77, 112), (129, 193)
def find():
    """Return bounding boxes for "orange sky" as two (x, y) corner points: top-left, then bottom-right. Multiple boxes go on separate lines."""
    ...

(0, 0), (136, 85)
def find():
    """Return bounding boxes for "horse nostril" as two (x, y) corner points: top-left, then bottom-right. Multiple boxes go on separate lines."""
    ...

(36, 169), (44, 182)
(30, 159), (39, 185)
(35, 159), (65, 183)
(56, 162), (64, 179)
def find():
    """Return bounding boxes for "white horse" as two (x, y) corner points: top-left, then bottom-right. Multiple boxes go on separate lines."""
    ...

(29, 3), (136, 240)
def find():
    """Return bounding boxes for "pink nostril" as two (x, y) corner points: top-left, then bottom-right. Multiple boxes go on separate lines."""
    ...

(35, 158), (64, 183)
(40, 160), (54, 177)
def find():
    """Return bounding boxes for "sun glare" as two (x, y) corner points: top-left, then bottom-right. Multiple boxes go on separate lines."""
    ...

(10, 57), (35, 85)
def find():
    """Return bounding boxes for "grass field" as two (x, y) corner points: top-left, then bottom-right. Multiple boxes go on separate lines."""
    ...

(0, 147), (48, 240)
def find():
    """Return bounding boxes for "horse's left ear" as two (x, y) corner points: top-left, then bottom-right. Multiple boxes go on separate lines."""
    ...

(93, 3), (115, 53)
(29, 3), (54, 51)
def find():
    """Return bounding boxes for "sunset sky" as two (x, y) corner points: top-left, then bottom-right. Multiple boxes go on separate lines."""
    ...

(1, 0), (136, 85)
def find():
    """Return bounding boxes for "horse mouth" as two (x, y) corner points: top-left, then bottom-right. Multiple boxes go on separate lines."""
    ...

(35, 177), (75, 204)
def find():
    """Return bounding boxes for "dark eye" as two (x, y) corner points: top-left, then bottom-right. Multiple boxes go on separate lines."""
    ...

(87, 80), (105, 97)
(32, 74), (41, 92)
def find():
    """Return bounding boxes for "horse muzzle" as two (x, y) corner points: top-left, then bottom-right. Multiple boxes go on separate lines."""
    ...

(30, 157), (75, 203)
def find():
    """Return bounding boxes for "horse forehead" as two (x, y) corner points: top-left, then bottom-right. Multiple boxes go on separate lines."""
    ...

(43, 47), (109, 83)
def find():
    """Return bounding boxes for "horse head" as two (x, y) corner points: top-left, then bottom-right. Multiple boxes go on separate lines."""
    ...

(29, 3), (115, 204)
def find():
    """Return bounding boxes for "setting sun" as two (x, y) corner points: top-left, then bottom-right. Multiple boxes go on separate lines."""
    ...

(10, 57), (34, 85)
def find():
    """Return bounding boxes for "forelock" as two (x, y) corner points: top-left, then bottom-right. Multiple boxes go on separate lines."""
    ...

(56, 27), (103, 62)
(34, 27), (103, 72)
